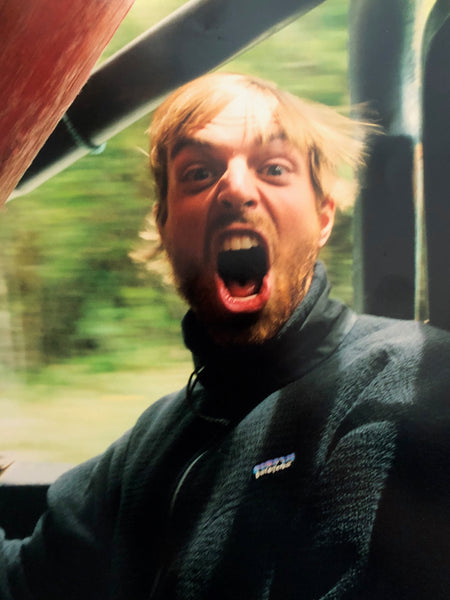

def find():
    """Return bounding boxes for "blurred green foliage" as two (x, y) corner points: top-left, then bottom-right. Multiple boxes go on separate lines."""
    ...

(0, 0), (354, 460)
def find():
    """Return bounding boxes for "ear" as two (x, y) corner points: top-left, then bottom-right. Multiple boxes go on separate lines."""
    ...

(317, 196), (335, 248)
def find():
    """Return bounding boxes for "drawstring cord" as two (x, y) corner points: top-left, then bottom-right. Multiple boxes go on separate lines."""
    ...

(185, 366), (231, 427)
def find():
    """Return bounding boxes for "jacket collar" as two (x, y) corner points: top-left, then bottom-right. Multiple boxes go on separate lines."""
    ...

(182, 262), (355, 420)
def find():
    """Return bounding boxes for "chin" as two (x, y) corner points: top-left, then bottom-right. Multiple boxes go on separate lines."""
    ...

(195, 296), (300, 347)
(174, 250), (317, 347)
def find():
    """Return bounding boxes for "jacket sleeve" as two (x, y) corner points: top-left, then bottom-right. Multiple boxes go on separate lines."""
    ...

(361, 412), (450, 599)
(360, 330), (450, 599)
(0, 429), (131, 600)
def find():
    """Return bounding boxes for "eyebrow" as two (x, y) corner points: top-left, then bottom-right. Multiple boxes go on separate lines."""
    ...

(170, 131), (288, 161)
(170, 138), (213, 161)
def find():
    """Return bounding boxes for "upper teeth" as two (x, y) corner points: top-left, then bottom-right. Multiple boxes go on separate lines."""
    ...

(220, 234), (260, 252)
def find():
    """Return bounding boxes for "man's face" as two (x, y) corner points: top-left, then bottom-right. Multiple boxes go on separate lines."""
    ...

(158, 94), (335, 345)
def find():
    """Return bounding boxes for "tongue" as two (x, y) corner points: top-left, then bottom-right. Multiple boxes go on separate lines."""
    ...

(227, 279), (258, 297)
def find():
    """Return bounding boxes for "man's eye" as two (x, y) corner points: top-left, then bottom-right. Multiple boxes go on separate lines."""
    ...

(259, 163), (289, 178)
(265, 164), (285, 176)
(183, 167), (214, 182)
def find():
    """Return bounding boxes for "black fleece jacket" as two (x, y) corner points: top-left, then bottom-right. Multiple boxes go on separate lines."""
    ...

(2, 262), (450, 600)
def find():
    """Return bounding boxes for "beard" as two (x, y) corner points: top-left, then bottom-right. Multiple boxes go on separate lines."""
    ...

(168, 242), (319, 348)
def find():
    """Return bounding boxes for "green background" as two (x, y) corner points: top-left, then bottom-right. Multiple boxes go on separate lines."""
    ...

(0, 0), (352, 463)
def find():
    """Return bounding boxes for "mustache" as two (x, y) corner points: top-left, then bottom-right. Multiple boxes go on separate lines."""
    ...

(210, 214), (250, 229)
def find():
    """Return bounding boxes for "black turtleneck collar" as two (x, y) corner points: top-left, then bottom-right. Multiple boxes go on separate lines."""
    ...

(182, 262), (356, 421)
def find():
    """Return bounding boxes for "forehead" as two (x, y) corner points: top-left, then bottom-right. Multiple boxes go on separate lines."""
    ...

(198, 91), (278, 139)
(170, 91), (285, 160)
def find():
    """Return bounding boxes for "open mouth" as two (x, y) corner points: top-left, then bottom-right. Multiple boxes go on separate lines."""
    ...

(218, 245), (267, 297)
(214, 232), (271, 313)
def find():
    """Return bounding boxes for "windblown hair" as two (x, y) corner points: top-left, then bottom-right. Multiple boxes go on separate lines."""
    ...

(131, 72), (375, 269)
(149, 71), (373, 225)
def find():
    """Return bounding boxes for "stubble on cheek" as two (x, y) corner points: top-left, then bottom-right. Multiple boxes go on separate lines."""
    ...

(244, 244), (317, 344)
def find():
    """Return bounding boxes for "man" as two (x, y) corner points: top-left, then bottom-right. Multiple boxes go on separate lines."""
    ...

(1, 72), (450, 599)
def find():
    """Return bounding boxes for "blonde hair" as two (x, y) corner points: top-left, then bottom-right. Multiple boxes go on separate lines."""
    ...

(149, 71), (372, 224)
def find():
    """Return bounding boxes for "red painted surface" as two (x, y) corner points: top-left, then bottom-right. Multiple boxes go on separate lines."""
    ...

(0, 0), (134, 206)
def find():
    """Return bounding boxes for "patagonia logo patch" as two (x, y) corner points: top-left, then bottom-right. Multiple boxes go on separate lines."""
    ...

(253, 452), (296, 479)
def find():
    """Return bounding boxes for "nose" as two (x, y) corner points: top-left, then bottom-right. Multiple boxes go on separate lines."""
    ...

(216, 157), (258, 210)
